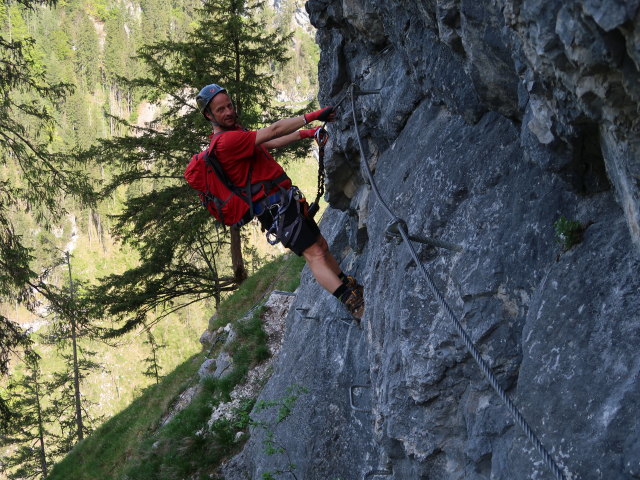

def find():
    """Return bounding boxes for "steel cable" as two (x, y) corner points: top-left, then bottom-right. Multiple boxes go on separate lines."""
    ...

(349, 85), (568, 480)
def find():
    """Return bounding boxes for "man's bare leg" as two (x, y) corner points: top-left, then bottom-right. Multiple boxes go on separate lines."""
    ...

(302, 235), (342, 293)
(302, 235), (365, 319)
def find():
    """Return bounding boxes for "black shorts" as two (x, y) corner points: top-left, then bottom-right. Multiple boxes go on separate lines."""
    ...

(257, 196), (320, 256)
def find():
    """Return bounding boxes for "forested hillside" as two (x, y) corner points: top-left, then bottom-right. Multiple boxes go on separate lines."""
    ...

(0, 0), (319, 477)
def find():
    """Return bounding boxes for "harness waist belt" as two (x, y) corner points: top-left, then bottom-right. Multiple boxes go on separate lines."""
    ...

(253, 191), (284, 217)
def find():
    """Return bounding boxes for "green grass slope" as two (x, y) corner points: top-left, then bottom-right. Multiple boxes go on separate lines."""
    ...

(47, 353), (204, 480)
(47, 254), (305, 480)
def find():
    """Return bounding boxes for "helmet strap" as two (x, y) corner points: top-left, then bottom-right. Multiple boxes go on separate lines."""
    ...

(204, 106), (220, 126)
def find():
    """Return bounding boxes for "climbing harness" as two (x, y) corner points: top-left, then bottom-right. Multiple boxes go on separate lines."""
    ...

(265, 186), (308, 247)
(347, 84), (569, 480)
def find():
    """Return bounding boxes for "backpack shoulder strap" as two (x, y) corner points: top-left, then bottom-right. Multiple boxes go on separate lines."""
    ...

(205, 133), (234, 189)
(205, 130), (256, 218)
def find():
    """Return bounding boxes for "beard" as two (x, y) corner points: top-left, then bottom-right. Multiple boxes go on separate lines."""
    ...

(216, 112), (238, 130)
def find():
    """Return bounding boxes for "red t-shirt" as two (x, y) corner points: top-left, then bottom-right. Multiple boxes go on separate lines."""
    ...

(213, 128), (292, 199)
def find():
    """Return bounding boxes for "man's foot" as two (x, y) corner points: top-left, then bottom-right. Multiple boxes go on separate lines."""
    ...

(343, 275), (363, 291)
(343, 287), (365, 320)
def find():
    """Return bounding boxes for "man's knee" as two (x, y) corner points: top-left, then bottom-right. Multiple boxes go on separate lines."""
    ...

(303, 236), (329, 261)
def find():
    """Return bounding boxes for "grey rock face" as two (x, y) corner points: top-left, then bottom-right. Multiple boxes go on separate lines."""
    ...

(199, 328), (217, 350)
(197, 358), (217, 380)
(222, 0), (640, 479)
(211, 352), (233, 379)
(502, 0), (640, 249)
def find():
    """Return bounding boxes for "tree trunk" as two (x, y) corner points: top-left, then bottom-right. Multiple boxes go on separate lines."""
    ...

(230, 227), (247, 284)
(71, 319), (83, 441)
(87, 210), (93, 247)
(34, 371), (48, 478)
(213, 256), (221, 308)
(66, 253), (84, 442)
(234, 35), (242, 117)
(230, 27), (247, 284)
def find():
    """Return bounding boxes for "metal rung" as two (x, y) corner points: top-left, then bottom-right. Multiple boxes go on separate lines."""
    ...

(271, 290), (297, 297)
(296, 309), (359, 326)
(364, 468), (393, 479)
(385, 219), (463, 252)
(295, 308), (318, 321)
(354, 87), (382, 96)
(349, 384), (371, 412)
(339, 317), (357, 327)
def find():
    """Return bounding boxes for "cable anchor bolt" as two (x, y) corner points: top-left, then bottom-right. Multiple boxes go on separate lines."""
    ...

(384, 218), (408, 244)
(385, 220), (464, 252)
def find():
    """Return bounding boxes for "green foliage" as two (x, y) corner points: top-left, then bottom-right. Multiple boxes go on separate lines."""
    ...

(252, 384), (308, 480)
(88, 208), (238, 337)
(71, 11), (100, 88)
(0, 316), (31, 423)
(111, 256), (289, 479)
(212, 253), (305, 328)
(103, 9), (130, 83)
(83, 0), (306, 337)
(0, 0), (93, 425)
(1, 352), (53, 479)
(214, 306), (271, 400)
(270, 0), (320, 102)
(44, 346), (103, 455)
(254, 384), (308, 425)
(142, 326), (167, 384)
(554, 216), (583, 251)
(47, 353), (204, 480)
(45, 253), (303, 480)
(1, 0), (317, 474)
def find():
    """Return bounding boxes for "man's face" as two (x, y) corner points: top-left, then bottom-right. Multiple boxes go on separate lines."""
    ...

(209, 93), (237, 129)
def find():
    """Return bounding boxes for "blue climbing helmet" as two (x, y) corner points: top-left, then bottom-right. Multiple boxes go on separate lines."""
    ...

(196, 83), (227, 116)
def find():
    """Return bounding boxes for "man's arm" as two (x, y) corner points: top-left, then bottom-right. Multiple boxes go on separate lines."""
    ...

(262, 127), (320, 150)
(262, 130), (304, 150)
(255, 107), (334, 145)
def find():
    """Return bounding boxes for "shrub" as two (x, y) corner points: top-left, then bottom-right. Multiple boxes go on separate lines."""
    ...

(554, 216), (583, 251)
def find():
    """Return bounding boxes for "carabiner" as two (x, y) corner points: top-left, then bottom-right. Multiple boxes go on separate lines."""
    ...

(266, 229), (280, 245)
(314, 127), (329, 147)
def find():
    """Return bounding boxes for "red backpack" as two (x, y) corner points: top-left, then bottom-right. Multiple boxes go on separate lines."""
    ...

(184, 133), (288, 226)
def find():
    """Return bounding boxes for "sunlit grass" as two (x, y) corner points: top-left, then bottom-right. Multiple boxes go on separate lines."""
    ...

(46, 253), (306, 480)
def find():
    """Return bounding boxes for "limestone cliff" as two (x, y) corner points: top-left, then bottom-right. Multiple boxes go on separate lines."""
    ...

(222, 1), (640, 478)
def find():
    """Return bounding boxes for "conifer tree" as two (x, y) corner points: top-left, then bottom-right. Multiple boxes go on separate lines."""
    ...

(40, 252), (102, 447)
(142, 325), (166, 384)
(71, 10), (100, 91)
(46, 348), (101, 455)
(0, 305), (31, 427)
(1, 351), (52, 479)
(85, 0), (306, 337)
(0, 0), (92, 423)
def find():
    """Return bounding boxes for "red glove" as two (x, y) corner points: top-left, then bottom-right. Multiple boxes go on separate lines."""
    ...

(299, 126), (321, 139)
(304, 106), (335, 123)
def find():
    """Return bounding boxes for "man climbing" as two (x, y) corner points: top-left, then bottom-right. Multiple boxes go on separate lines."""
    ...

(184, 84), (364, 319)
